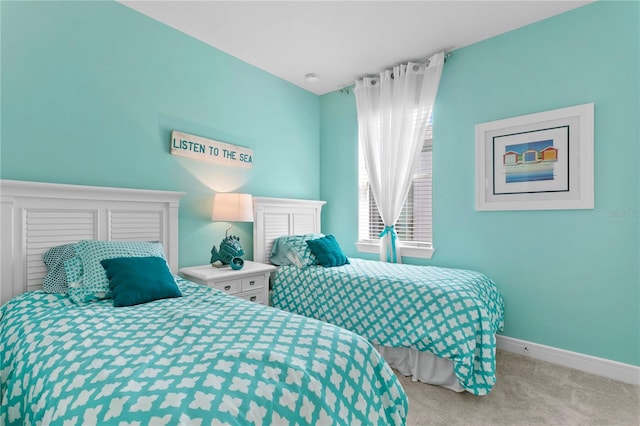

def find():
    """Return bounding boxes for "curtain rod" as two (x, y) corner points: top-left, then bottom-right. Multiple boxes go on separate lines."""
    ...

(339, 51), (453, 95)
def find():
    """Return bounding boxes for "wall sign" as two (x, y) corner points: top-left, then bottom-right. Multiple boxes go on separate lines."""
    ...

(170, 131), (253, 168)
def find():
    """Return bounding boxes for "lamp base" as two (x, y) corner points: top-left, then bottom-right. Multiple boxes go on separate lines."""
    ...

(210, 235), (245, 265)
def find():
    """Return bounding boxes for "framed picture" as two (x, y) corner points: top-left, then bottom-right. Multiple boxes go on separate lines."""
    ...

(475, 103), (594, 211)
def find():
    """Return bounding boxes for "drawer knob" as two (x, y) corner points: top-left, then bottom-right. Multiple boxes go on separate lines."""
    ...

(224, 285), (231, 291)
(250, 296), (257, 302)
(249, 280), (255, 286)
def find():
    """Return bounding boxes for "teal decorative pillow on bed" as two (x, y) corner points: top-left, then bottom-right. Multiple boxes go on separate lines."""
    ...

(63, 256), (84, 289)
(42, 244), (77, 294)
(100, 256), (182, 307)
(306, 234), (349, 267)
(269, 238), (292, 265)
(270, 234), (323, 268)
(68, 240), (167, 304)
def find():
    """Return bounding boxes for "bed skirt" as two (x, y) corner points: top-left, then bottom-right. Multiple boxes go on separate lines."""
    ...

(374, 344), (465, 392)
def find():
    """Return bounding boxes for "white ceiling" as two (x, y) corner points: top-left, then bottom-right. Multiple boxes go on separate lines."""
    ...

(120, 0), (593, 95)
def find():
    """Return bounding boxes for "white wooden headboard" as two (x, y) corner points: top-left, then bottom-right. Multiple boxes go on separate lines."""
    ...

(253, 197), (326, 264)
(0, 180), (184, 305)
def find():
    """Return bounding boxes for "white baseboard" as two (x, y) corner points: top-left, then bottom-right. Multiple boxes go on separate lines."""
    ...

(497, 335), (640, 386)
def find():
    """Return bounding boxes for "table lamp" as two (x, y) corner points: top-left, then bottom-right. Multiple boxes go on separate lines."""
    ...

(210, 193), (253, 269)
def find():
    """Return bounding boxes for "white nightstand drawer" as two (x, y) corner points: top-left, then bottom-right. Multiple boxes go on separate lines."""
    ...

(241, 275), (265, 292)
(212, 279), (241, 294)
(238, 290), (267, 305)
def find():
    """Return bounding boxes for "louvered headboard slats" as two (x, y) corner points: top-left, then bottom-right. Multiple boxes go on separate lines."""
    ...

(263, 212), (291, 259)
(292, 212), (316, 234)
(0, 180), (184, 305)
(253, 197), (325, 264)
(24, 209), (98, 292)
(110, 210), (163, 242)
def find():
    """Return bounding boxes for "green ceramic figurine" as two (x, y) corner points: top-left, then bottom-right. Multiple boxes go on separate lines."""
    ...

(210, 235), (244, 266)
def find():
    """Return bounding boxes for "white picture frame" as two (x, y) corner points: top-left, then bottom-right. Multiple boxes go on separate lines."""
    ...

(475, 103), (594, 211)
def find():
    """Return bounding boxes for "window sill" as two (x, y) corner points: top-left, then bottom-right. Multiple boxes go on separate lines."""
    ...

(355, 241), (435, 260)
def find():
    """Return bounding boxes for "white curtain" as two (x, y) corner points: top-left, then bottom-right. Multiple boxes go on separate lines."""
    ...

(354, 51), (444, 263)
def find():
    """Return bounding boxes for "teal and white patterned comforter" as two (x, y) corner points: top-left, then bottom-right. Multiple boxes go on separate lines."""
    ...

(0, 279), (407, 425)
(271, 259), (505, 395)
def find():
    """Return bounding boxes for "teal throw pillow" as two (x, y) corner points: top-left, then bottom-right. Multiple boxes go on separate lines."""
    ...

(100, 256), (182, 307)
(306, 235), (349, 267)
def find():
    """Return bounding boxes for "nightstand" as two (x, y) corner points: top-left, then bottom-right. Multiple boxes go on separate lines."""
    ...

(179, 261), (276, 305)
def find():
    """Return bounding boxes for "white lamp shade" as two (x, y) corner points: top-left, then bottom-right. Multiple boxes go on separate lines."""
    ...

(212, 193), (254, 222)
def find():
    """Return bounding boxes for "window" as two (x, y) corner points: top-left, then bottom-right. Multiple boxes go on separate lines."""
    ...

(357, 113), (434, 259)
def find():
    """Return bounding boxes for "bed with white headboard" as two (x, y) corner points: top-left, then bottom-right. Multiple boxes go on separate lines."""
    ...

(0, 179), (183, 305)
(252, 196), (506, 395)
(0, 181), (410, 425)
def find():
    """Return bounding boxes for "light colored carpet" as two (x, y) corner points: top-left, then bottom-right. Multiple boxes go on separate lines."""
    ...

(396, 350), (640, 426)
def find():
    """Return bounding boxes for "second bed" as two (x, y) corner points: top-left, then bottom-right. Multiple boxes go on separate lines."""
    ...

(253, 197), (505, 395)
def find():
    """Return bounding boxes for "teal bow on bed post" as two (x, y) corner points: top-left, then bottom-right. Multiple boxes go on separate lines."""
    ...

(379, 225), (398, 263)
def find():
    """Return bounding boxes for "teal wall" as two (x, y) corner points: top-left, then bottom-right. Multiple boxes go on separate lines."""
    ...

(2, 0), (638, 367)
(1, 1), (320, 267)
(320, 1), (640, 366)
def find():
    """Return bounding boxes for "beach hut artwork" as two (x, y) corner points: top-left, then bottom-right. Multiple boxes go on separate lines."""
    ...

(503, 139), (558, 183)
(476, 103), (592, 210)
